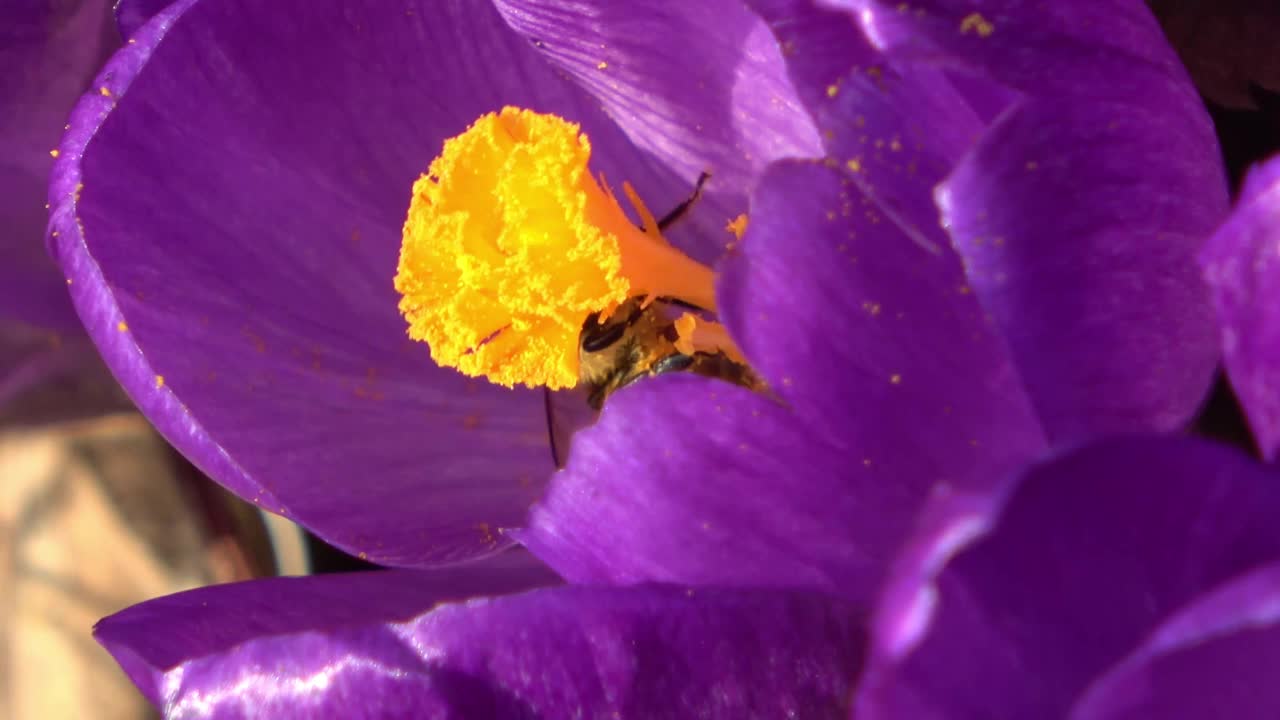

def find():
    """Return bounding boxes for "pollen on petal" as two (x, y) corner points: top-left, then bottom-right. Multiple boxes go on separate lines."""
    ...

(959, 12), (994, 37)
(673, 312), (751, 368)
(726, 214), (749, 240)
(396, 107), (716, 389)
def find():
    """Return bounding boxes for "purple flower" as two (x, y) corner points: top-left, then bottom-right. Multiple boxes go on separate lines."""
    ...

(1, 0), (129, 423)
(97, 436), (1280, 718)
(52, 0), (1223, 565)
(58, 0), (1279, 716)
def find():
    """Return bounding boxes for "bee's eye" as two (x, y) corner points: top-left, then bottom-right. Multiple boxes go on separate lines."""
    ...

(581, 321), (627, 352)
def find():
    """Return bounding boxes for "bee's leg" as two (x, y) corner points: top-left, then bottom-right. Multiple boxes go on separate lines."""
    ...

(544, 388), (564, 468)
(649, 353), (695, 376)
(657, 171), (711, 231)
(662, 298), (708, 313)
(586, 382), (613, 411)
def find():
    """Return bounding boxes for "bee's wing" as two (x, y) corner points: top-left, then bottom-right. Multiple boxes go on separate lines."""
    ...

(544, 386), (598, 468)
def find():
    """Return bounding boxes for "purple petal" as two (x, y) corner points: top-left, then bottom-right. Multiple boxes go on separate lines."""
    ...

(721, 160), (1045, 497)
(939, 94), (1226, 443)
(840, 0), (1227, 443)
(749, 0), (1008, 254)
(0, 1), (132, 424)
(2, 0), (117, 332)
(521, 376), (908, 602)
(98, 568), (862, 718)
(492, 0), (822, 260)
(0, 325), (129, 425)
(1200, 154), (1280, 459)
(114, 0), (172, 39)
(50, 0), (728, 565)
(857, 436), (1280, 720)
(97, 550), (560, 708)
(522, 159), (1045, 604)
(842, 0), (1192, 98)
(1070, 561), (1280, 720)
(759, 1), (1225, 443)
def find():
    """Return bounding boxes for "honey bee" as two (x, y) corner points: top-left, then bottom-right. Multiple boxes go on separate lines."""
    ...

(573, 171), (760, 408)
(577, 296), (762, 409)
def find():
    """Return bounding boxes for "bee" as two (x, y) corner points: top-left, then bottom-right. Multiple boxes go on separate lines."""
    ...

(577, 296), (762, 410)
(573, 171), (760, 408)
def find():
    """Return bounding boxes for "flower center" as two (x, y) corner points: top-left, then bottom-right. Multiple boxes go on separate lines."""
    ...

(396, 107), (723, 390)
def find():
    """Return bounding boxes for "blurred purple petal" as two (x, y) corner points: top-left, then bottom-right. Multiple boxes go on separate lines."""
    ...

(2, 0), (117, 332)
(98, 568), (862, 719)
(1201, 154), (1280, 459)
(50, 0), (731, 565)
(1238, 151), (1280, 206)
(0, 325), (129, 425)
(857, 436), (1280, 720)
(0, 0), (135, 425)
(1070, 561), (1280, 720)
(493, 0), (822, 262)
(114, 0), (173, 39)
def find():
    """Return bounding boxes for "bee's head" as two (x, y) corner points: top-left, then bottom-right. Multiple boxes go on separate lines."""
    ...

(579, 298), (648, 353)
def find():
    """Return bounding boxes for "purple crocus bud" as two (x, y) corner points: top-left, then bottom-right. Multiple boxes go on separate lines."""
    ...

(1, 0), (128, 423)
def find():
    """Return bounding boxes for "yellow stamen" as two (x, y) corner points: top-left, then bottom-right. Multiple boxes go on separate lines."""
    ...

(396, 107), (716, 389)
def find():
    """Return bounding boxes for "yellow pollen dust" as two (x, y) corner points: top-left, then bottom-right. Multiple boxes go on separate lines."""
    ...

(959, 12), (994, 37)
(672, 313), (748, 366)
(396, 107), (717, 390)
(726, 214), (749, 240)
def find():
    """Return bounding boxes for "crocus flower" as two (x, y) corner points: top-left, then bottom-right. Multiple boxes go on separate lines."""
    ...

(52, 0), (1222, 565)
(2, 0), (128, 424)
(60, 0), (1270, 716)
